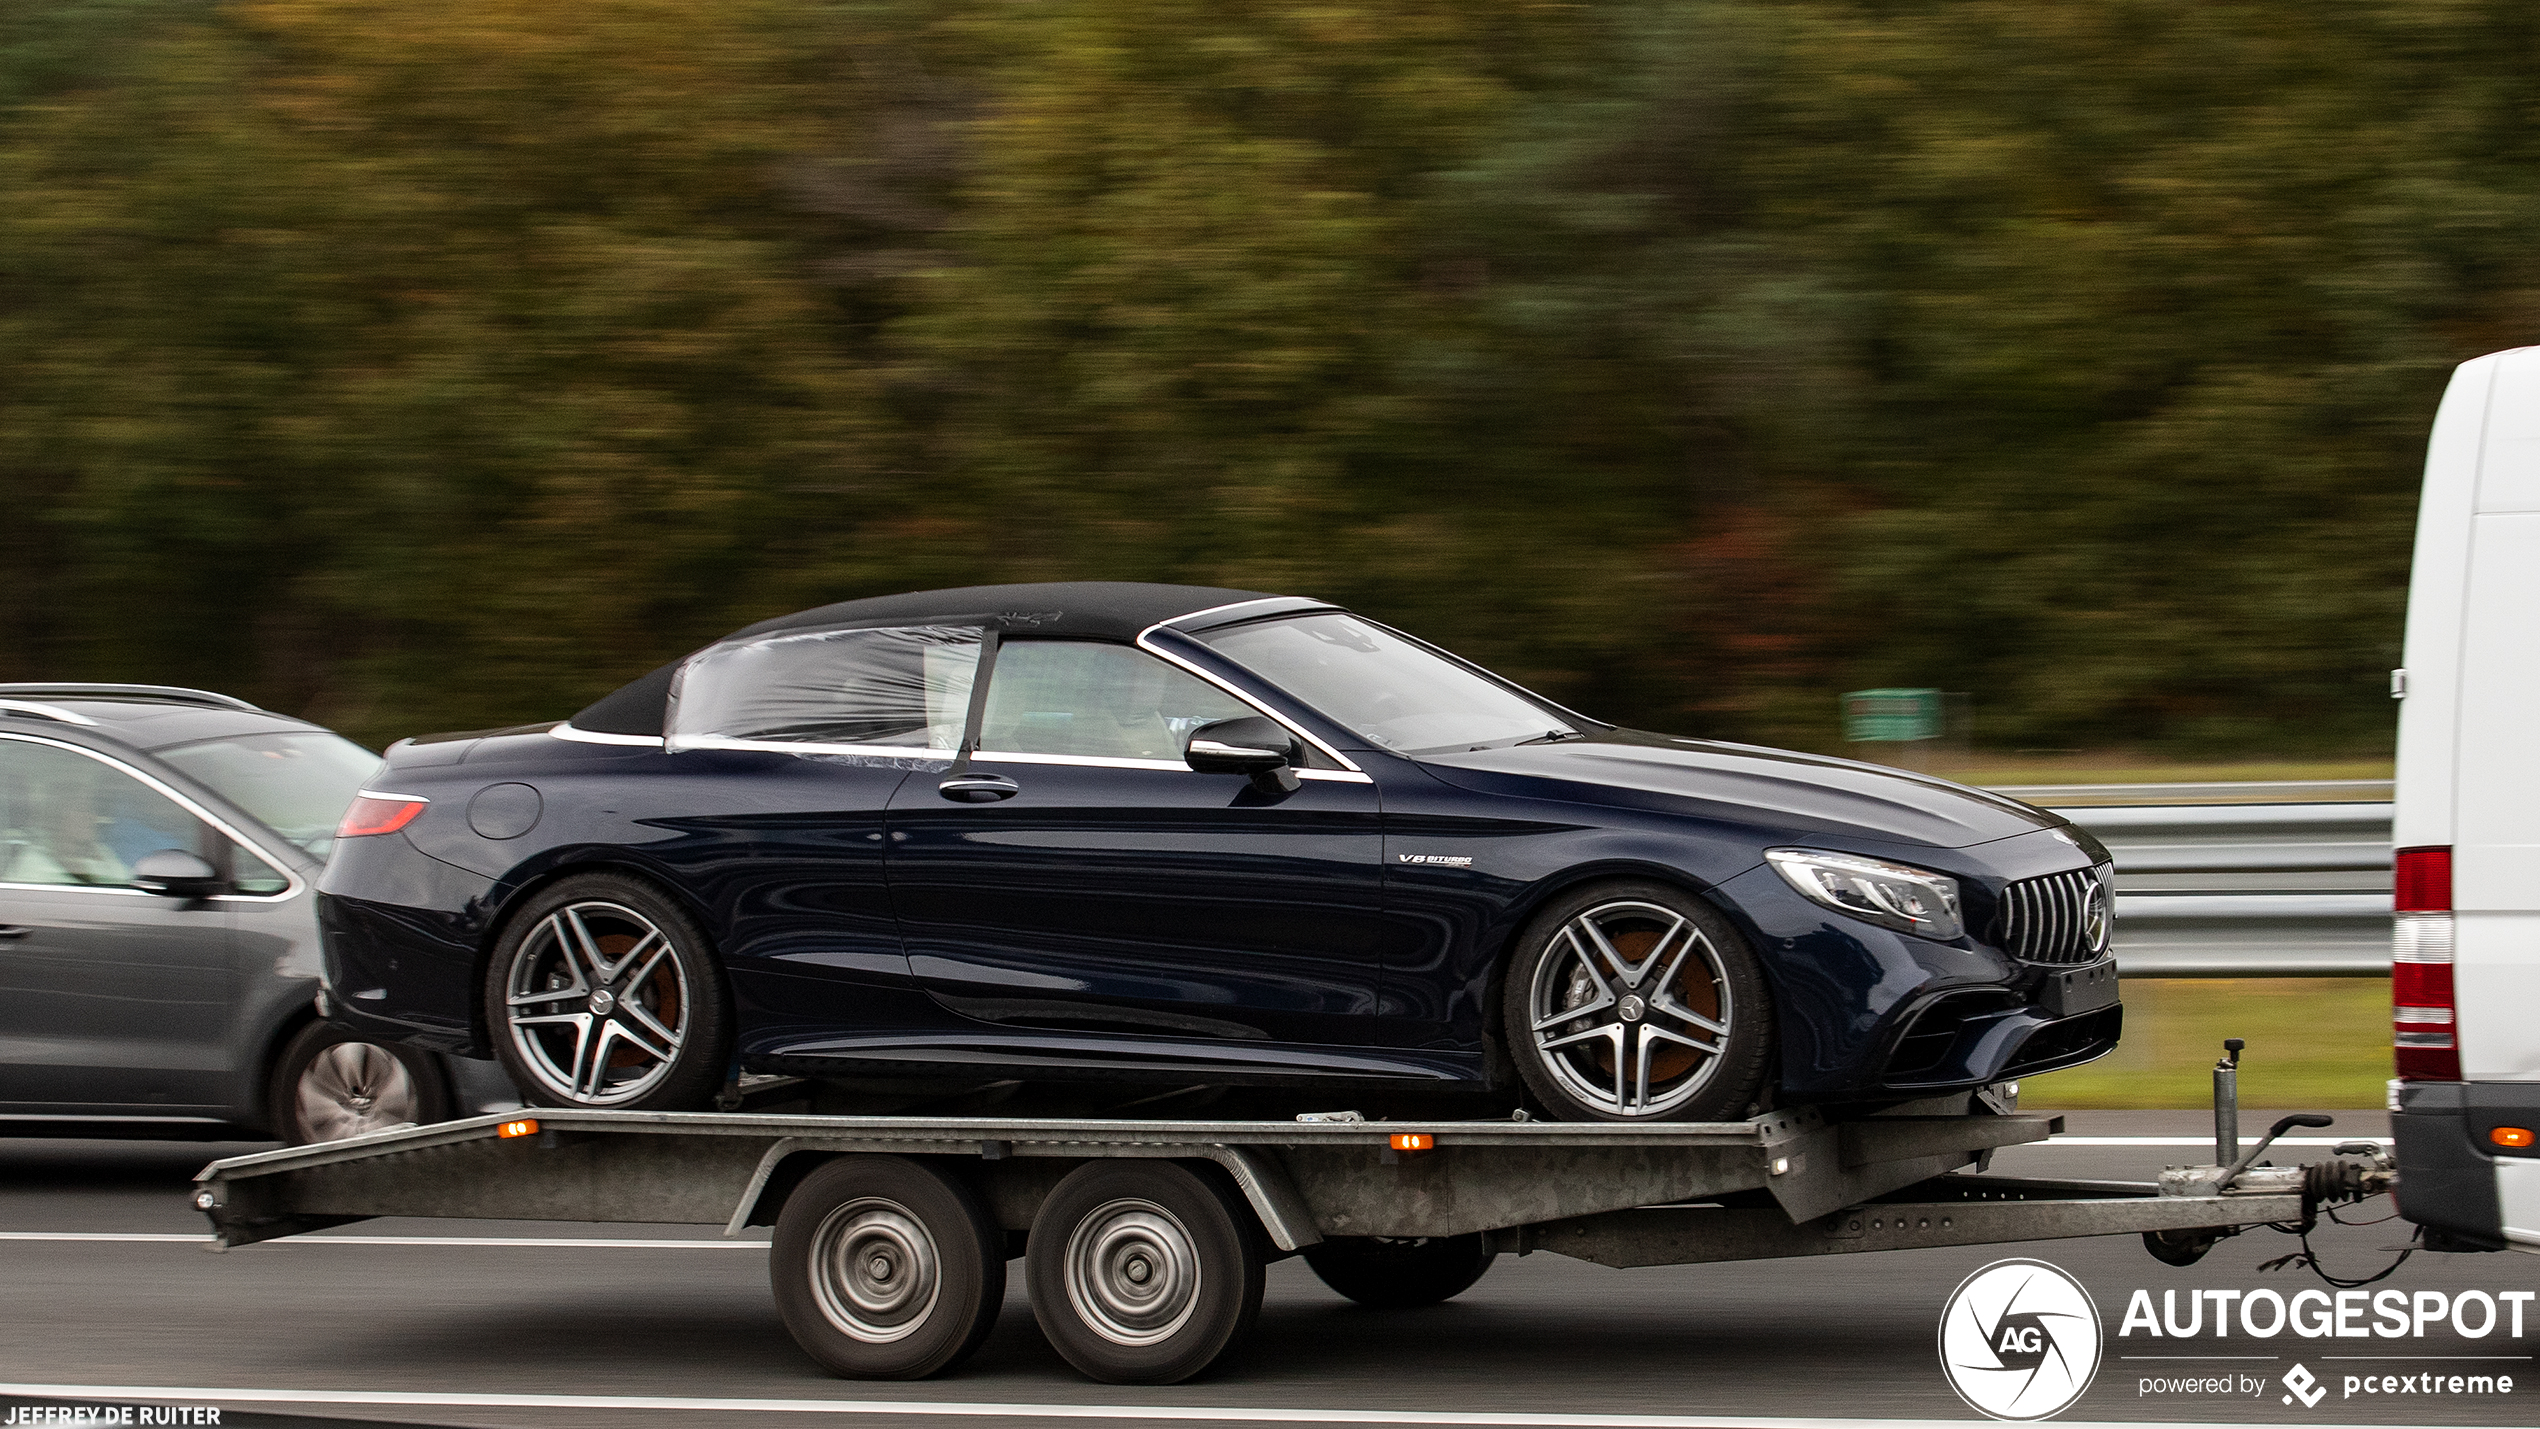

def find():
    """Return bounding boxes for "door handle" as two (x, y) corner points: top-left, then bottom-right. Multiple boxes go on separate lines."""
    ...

(0, 926), (27, 940)
(938, 773), (1020, 803)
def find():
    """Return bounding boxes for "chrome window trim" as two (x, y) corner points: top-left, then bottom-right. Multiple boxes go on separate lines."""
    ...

(0, 699), (100, 726)
(1130, 628), (1365, 776)
(0, 731), (307, 902)
(662, 734), (954, 761)
(969, 750), (1372, 783)
(551, 723), (667, 749)
(1149, 596), (1333, 635)
(0, 880), (155, 897)
(351, 789), (435, 804)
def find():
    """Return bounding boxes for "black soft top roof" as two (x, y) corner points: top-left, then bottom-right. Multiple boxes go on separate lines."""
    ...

(573, 581), (1291, 737)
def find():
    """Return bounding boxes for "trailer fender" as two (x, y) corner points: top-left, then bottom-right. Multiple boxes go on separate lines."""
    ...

(723, 1137), (1323, 1252)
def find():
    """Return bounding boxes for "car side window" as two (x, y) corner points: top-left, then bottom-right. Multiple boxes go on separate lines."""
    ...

(979, 642), (1258, 762)
(0, 739), (216, 889)
(230, 843), (291, 896)
(668, 624), (984, 753)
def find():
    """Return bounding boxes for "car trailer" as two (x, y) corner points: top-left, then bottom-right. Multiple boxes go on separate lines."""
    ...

(188, 1069), (2392, 1385)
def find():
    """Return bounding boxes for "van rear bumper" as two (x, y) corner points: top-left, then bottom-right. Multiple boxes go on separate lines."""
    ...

(2391, 1080), (2540, 1252)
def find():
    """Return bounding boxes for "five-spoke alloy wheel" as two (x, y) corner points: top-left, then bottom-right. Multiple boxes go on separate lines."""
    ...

(484, 874), (730, 1111)
(1502, 881), (1772, 1122)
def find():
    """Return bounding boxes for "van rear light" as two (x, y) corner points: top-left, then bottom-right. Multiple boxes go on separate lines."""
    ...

(2392, 845), (2460, 1081)
(337, 793), (429, 839)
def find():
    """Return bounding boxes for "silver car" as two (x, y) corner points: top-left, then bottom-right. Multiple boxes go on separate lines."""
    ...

(0, 684), (516, 1142)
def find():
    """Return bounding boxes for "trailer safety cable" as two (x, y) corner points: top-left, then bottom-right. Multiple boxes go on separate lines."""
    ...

(2258, 1220), (2419, 1289)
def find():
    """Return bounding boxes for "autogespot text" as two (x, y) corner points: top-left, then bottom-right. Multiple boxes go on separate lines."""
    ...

(2120, 1287), (2533, 1340)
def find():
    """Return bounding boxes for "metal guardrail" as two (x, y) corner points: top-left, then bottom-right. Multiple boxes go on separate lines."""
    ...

(1992, 782), (2394, 978)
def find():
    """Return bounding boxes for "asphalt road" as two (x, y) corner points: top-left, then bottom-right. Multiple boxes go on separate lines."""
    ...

(3, 1110), (2534, 1429)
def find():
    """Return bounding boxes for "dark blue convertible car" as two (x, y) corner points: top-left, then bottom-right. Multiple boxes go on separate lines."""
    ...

(317, 583), (2119, 1122)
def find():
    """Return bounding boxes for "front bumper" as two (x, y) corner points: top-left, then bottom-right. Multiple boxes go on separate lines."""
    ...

(1714, 857), (2122, 1102)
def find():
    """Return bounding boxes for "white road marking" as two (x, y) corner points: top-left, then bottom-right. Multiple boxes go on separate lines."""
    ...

(0, 1385), (2496, 1429)
(2026, 1136), (2389, 1147)
(0, 1231), (765, 1248)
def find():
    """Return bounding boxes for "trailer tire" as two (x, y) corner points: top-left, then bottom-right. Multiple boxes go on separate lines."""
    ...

(1027, 1160), (1263, 1384)
(1303, 1234), (1496, 1308)
(770, 1156), (1005, 1380)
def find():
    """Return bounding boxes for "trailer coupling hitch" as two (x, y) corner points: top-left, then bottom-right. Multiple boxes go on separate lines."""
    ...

(2143, 1039), (2398, 1268)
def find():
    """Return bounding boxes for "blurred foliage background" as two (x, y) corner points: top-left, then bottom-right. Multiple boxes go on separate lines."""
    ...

(5, 0), (2533, 752)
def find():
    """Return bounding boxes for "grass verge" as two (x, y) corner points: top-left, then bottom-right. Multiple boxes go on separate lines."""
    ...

(2019, 978), (2392, 1109)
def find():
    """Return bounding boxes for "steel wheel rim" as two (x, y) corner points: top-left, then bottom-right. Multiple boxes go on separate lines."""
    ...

(1062, 1198), (1201, 1347)
(294, 1041), (420, 1142)
(809, 1197), (942, 1343)
(503, 899), (690, 1106)
(1527, 899), (1733, 1118)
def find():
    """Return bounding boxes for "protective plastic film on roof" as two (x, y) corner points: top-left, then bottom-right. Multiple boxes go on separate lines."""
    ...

(666, 625), (982, 754)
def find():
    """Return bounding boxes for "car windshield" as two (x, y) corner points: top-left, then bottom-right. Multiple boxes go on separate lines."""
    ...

(155, 731), (381, 858)
(1196, 612), (1575, 755)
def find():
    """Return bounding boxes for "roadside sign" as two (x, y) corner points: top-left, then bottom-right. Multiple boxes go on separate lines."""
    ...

(1842, 688), (1944, 742)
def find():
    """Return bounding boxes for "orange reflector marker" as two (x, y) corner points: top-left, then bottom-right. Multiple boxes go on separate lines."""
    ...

(2493, 1126), (2535, 1149)
(498, 1118), (541, 1140)
(1390, 1133), (1433, 1153)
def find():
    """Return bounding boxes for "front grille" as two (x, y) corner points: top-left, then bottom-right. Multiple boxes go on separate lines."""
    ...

(1996, 865), (2113, 965)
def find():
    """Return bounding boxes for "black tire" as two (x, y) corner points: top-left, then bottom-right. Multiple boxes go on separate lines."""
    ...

(1302, 1234), (1496, 1308)
(770, 1156), (1006, 1379)
(1026, 1160), (1264, 1384)
(1500, 880), (1773, 1123)
(482, 873), (731, 1111)
(266, 1020), (450, 1145)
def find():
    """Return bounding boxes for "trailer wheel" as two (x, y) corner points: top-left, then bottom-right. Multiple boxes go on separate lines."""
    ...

(1303, 1233), (1496, 1308)
(770, 1156), (1005, 1379)
(1027, 1161), (1263, 1384)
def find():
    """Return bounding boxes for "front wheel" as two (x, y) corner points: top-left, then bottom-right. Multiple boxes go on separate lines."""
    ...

(1303, 1234), (1496, 1307)
(483, 873), (731, 1111)
(1500, 881), (1773, 1123)
(267, 1021), (448, 1144)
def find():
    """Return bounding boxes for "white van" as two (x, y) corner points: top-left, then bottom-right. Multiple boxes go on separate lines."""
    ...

(2391, 346), (2540, 1253)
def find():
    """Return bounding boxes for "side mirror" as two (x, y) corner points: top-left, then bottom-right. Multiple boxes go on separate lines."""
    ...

(132, 849), (222, 900)
(1186, 716), (1302, 794)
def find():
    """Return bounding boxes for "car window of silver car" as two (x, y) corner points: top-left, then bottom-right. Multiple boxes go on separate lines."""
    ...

(667, 624), (984, 756)
(155, 730), (380, 859)
(0, 738), (218, 888)
(1196, 612), (1575, 755)
(977, 641), (1257, 763)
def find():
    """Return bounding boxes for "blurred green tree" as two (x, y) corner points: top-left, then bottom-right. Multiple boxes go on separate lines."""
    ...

(2, 0), (2528, 755)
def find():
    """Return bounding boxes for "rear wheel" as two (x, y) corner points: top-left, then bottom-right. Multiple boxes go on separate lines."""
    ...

(771, 1155), (1006, 1379)
(1027, 1161), (1263, 1384)
(484, 873), (730, 1111)
(1303, 1234), (1496, 1308)
(267, 1021), (447, 1144)
(1501, 881), (1773, 1123)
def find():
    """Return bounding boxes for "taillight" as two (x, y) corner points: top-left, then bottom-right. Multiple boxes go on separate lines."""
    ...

(2393, 845), (2459, 1081)
(337, 793), (429, 839)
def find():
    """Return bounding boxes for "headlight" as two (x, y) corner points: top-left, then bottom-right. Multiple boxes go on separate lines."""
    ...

(1764, 847), (1964, 941)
